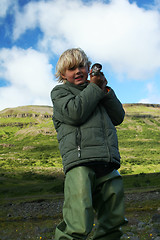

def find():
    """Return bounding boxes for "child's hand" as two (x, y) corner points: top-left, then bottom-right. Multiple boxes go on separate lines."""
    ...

(90, 73), (108, 91)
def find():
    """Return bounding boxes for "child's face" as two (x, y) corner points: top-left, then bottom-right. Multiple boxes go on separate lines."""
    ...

(61, 64), (89, 85)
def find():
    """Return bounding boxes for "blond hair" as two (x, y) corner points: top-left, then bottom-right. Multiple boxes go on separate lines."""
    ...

(55, 48), (91, 82)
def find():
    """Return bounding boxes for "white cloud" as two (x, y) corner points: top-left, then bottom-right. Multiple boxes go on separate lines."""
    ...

(0, 47), (56, 110)
(139, 82), (160, 104)
(1, 0), (160, 109)
(150, 0), (160, 11)
(13, 1), (39, 40)
(12, 0), (160, 80)
(0, 0), (16, 18)
(140, 96), (160, 104)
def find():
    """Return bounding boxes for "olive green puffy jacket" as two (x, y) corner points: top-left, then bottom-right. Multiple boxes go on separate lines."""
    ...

(51, 81), (125, 173)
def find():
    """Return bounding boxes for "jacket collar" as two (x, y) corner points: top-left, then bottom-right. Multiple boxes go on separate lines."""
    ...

(65, 80), (89, 90)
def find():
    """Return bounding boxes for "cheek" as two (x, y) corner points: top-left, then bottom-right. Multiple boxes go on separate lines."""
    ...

(68, 73), (74, 79)
(67, 73), (75, 82)
(83, 70), (89, 78)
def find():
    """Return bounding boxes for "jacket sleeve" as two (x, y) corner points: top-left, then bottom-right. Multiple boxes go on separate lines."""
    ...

(101, 87), (125, 126)
(51, 83), (105, 126)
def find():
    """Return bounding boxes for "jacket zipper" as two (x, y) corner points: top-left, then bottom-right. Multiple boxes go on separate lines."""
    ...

(78, 145), (81, 158)
(76, 127), (81, 158)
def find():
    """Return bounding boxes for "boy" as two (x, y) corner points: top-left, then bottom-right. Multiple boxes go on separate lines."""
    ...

(51, 48), (127, 240)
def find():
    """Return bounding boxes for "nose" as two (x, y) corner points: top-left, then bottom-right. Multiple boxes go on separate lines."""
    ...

(75, 67), (81, 73)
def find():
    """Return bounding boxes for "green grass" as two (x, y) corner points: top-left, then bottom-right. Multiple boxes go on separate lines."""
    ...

(0, 104), (160, 200)
(0, 167), (64, 201)
(117, 105), (160, 175)
(0, 167), (159, 200)
(123, 172), (160, 191)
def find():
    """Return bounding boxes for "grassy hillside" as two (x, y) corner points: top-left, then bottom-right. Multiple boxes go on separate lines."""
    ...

(118, 103), (160, 174)
(0, 105), (63, 199)
(0, 104), (160, 198)
(0, 105), (61, 168)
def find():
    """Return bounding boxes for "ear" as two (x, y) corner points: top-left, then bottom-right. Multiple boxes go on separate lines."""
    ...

(61, 73), (66, 79)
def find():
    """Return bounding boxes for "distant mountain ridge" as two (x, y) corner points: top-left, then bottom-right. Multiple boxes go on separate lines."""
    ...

(0, 103), (160, 118)
(0, 105), (53, 119)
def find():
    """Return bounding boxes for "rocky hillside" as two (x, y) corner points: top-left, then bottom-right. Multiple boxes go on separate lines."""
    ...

(0, 105), (53, 119)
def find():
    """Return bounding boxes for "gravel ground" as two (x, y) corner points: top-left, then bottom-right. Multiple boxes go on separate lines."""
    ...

(2, 191), (159, 220)
(4, 198), (63, 220)
(0, 191), (160, 240)
(125, 191), (160, 202)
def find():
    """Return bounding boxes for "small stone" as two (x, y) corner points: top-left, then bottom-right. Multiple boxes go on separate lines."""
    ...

(152, 227), (160, 234)
(154, 237), (160, 240)
(129, 236), (140, 240)
(138, 221), (146, 229)
(152, 214), (160, 223)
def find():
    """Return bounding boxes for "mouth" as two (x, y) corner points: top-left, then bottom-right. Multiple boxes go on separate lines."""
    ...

(75, 75), (83, 81)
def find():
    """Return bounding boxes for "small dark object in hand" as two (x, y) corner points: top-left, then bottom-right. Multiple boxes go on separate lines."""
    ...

(90, 63), (103, 76)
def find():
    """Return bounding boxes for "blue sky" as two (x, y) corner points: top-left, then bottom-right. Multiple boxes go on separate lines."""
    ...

(0, 0), (160, 110)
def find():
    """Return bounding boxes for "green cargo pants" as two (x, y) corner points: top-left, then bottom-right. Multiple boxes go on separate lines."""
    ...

(55, 166), (127, 240)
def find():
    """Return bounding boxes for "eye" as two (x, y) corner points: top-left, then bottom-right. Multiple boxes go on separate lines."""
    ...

(79, 63), (84, 68)
(68, 66), (76, 71)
